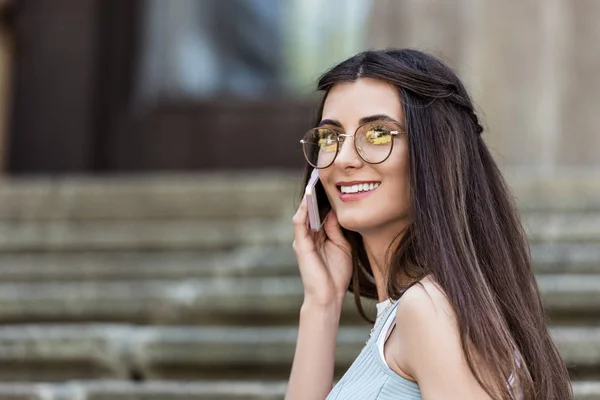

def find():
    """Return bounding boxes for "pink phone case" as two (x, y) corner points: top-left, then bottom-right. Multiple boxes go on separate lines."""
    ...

(305, 169), (323, 231)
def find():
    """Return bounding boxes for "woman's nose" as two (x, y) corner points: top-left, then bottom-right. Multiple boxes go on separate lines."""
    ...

(334, 134), (363, 168)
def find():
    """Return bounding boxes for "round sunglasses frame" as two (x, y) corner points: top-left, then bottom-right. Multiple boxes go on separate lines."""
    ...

(299, 121), (405, 169)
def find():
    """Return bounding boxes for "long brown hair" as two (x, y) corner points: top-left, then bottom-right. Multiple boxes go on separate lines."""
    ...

(300, 49), (572, 400)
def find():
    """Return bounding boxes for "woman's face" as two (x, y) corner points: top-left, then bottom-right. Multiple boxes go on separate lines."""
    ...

(318, 77), (410, 234)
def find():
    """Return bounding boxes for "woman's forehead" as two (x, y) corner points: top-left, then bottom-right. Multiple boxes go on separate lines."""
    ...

(322, 78), (403, 125)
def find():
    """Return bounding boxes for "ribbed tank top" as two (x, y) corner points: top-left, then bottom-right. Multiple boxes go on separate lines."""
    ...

(326, 298), (422, 400)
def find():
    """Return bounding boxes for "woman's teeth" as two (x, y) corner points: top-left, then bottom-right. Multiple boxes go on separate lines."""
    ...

(340, 182), (380, 194)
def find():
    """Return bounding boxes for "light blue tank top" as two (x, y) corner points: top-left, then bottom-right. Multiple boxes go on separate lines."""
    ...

(326, 299), (422, 400)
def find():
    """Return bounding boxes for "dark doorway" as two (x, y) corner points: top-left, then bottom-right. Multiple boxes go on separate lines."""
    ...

(8, 0), (315, 174)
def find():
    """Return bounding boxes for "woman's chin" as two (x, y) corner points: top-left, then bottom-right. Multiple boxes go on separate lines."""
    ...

(337, 215), (377, 233)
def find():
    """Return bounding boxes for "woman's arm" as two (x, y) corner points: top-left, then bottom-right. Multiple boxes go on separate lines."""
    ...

(285, 299), (343, 400)
(285, 197), (353, 400)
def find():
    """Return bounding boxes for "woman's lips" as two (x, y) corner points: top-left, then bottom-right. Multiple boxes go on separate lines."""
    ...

(337, 185), (379, 202)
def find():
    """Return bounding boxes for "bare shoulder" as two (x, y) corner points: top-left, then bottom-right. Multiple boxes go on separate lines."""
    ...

(396, 275), (455, 326)
(395, 275), (458, 362)
(394, 275), (491, 398)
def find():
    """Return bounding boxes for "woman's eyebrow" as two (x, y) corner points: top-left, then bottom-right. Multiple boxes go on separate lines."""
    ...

(358, 114), (400, 125)
(317, 119), (343, 128)
(317, 114), (401, 128)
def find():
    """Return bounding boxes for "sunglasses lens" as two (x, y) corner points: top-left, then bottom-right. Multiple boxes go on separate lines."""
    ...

(302, 128), (338, 168)
(355, 123), (394, 163)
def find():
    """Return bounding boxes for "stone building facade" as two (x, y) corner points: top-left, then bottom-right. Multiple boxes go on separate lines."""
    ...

(368, 0), (600, 176)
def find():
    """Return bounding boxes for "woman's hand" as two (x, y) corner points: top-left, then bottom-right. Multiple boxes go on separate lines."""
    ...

(292, 196), (353, 307)
(286, 196), (351, 400)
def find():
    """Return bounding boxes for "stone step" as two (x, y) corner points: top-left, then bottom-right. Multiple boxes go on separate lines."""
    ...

(0, 275), (596, 325)
(537, 275), (600, 319)
(574, 381), (600, 400)
(0, 380), (595, 400)
(0, 242), (595, 283)
(0, 324), (594, 382)
(0, 381), (288, 400)
(0, 218), (292, 251)
(0, 172), (301, 221)
(0, 173), (597, 222)
(532, 243), (600, 274)
(0, 246), (296, 282)
(0, 277), (327, 325)
(524, 212), (600, 243)
(0, 212), (597, 252)
(506, 171), (600, 213)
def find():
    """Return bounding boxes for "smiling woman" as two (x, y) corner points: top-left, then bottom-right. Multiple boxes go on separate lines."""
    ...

(286, 49), (573, 400)
(316, 80), (410, 235)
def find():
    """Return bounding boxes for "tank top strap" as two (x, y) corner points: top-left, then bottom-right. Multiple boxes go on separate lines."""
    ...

(372, 298), (401, 340)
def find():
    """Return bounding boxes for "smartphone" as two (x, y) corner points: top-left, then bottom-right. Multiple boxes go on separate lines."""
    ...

(305, 168), (331, 231)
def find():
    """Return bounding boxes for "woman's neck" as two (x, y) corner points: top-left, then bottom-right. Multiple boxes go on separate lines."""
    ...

(361, 221), (409, 302)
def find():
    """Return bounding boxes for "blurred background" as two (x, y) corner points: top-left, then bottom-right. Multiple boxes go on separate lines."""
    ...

(0, 0), (598, 399)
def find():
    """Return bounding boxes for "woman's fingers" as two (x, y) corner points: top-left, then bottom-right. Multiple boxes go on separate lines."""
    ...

(323, 210), (350, 251)
(292, 196), (311, 252)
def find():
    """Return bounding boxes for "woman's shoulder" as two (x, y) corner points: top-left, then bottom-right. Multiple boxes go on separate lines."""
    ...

(395, 275), (457, 352)
(393, 275), (492, 398)
(395, 275), (456, 349)
(397, 274), (451, 318)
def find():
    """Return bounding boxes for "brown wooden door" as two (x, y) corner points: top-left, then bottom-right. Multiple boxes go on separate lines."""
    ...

(9, 0), (313, 174)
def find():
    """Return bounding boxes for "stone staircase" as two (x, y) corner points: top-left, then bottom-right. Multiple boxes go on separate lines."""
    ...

(0, 171), (598, 399)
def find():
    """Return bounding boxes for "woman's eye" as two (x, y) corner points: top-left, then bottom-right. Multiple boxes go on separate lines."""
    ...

(366, 127), (392, 144)
(318, 132), (337, 151)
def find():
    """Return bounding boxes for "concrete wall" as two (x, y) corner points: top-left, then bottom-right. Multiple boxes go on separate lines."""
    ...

(367, 0), (600, 176)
